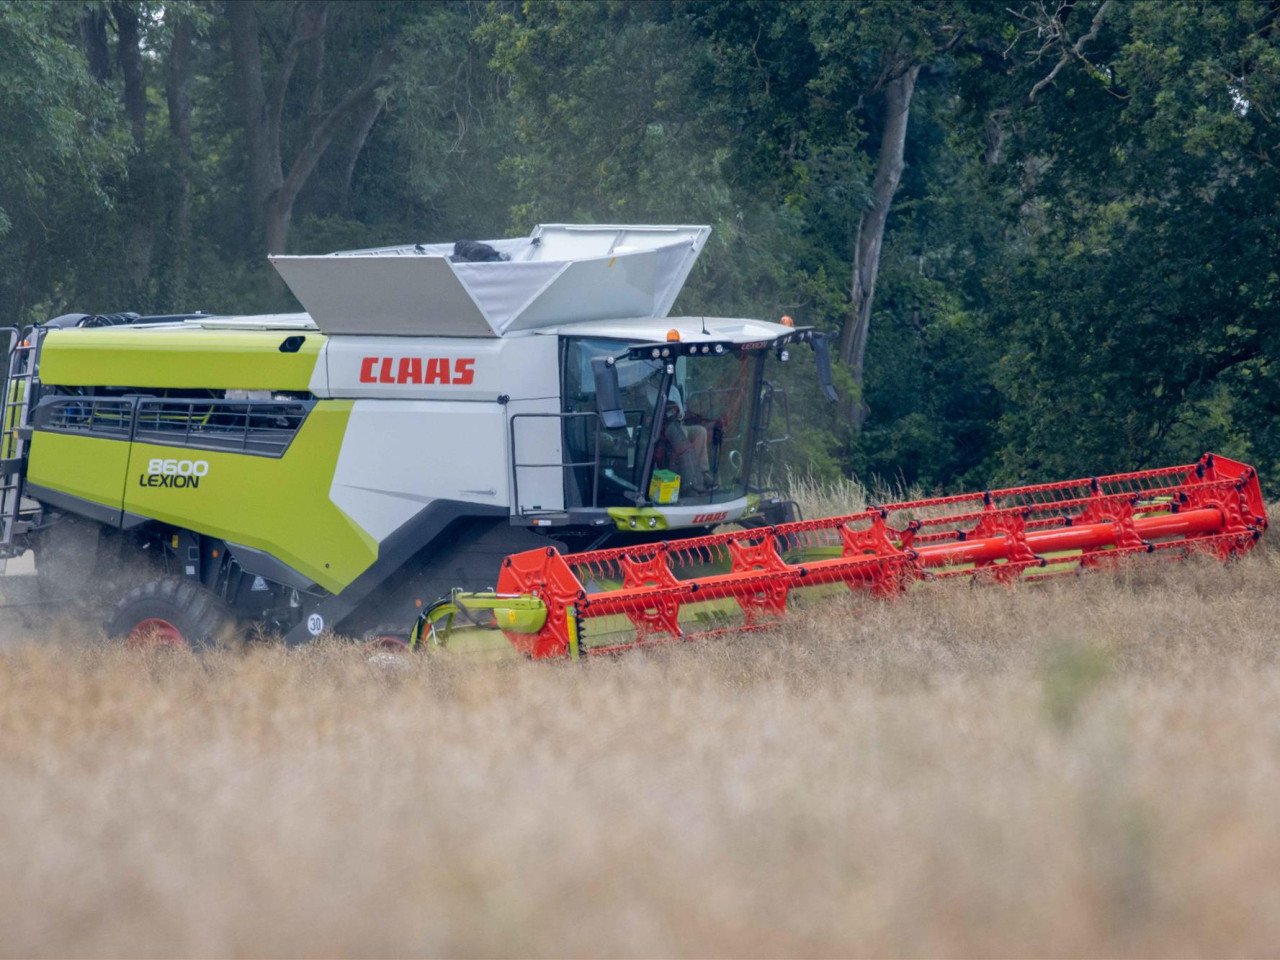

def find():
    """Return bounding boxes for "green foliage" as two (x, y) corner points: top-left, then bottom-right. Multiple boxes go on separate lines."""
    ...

(0, 0), (1276, 494)
(0, 2), (127, 317)
(972, 0), (1280, 489)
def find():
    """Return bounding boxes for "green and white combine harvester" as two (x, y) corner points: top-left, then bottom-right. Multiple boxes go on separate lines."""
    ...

(0, 224), (1265, 656)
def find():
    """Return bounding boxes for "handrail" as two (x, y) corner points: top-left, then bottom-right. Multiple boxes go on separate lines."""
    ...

(510, 410), (603, 515)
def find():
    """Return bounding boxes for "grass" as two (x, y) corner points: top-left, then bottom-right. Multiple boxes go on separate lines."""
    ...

(781, 470), (920, 520)
(0, 507), (1277, 957)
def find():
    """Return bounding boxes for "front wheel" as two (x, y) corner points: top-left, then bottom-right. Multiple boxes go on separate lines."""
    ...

(107, 578), (236, 649)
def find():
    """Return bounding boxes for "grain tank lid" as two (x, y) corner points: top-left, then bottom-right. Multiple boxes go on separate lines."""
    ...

(268, 223), (711, 338)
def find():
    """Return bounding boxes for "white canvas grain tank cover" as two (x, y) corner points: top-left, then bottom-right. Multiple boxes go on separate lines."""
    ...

(269, 223), (710, 338)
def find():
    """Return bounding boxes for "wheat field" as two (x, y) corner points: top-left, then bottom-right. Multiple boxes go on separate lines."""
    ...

(0, 512), (1278, 957)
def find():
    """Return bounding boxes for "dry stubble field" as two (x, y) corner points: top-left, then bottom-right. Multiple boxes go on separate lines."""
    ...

(0, 510), (1278, 957)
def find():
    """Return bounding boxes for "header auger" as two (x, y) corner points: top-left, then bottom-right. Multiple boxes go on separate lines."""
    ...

(418, 454), (1267, 659)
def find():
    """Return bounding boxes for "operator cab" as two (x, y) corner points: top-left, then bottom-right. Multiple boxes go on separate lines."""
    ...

(556, 317), (833, 525)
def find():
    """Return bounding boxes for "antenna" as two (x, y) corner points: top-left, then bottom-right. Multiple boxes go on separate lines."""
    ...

(701, 315), (708, 335)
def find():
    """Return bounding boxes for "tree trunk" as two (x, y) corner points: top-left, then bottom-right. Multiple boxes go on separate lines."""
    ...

(165, 14), (195, 305)
(263, 197), (292, 258)
(113, 3), (145, 143)
(80, 8), (111, 83)
(227, 0), (281, 236)
(336, 94), (384, 210)
(226, 1), (392, 255)
(261, 52), (390, 254)
(838, 64), (920, 428)
(112, 1), (154, 297)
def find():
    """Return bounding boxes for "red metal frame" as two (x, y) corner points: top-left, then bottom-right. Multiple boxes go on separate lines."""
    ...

(496, 453), (1268, 659)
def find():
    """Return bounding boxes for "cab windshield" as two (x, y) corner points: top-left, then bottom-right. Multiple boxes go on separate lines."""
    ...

(561, 337), (764, 508)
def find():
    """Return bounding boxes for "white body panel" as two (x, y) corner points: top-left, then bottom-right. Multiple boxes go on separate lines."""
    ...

(324, 334), (570, 535)
(330, 400), (514, 542)
(318, 334), (559, 402)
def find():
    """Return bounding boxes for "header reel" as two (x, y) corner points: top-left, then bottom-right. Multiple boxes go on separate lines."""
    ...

(416, 454), (1267, 659)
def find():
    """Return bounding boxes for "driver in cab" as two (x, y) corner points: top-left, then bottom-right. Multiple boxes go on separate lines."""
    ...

(659, 384), (715, 496)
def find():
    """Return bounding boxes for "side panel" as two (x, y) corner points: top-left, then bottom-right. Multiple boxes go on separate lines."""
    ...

(329, 400), (512, 540)
(39, 328), (325, 391)
(321, 334), (558, 402)
(27, 433), (131, 513)
(122, 401), (377, 593)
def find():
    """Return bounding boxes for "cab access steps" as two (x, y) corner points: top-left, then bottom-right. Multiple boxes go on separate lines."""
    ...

(0, 326), (46, 562)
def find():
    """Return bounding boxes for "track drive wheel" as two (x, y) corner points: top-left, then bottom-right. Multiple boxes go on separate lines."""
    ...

(108, 578), (235, 650)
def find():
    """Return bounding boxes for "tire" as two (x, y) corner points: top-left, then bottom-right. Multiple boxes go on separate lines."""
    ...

(107, 578), (235, 649)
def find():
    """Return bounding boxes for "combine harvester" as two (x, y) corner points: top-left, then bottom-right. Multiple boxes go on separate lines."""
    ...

(0, 223), (1265, 653)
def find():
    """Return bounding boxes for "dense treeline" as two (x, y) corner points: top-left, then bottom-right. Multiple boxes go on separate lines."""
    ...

(2, 0), (1277, 492)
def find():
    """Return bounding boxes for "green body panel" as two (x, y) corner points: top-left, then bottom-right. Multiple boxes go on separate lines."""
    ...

(413, 593), (547, 660)
(28, 432), (132, 508)
(606, 494), (763, 532)
(607, 505), (670, 531)
(39, 327), (324, 390)
(30, 401), (377, 593)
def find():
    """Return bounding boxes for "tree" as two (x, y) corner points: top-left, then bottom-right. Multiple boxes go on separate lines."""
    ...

(164, 10), (197, 303)
(0, 0), (1275, 496)
(687, 2), (969, 429)
(226, 0), (398, 254)
(976, 0), (1280, 485)
(833, 12), (967, 430)
(0, 2), (125, 322)
(110, 1), (154, 292)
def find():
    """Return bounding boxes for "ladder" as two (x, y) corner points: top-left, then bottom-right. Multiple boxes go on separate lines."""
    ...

(0, 326), (45, 558)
